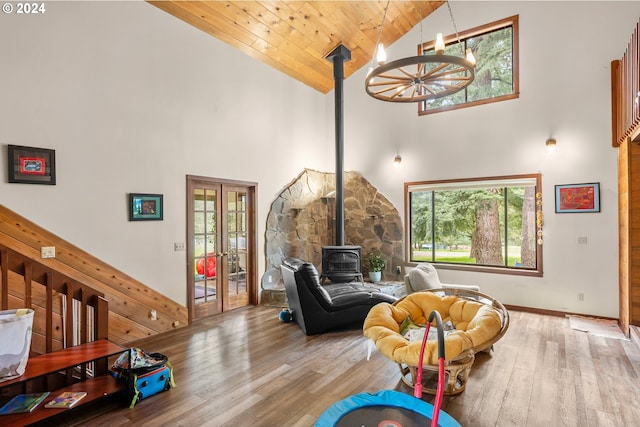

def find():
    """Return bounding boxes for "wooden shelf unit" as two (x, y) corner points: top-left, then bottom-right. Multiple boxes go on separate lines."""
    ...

(0, 340), (125, 427)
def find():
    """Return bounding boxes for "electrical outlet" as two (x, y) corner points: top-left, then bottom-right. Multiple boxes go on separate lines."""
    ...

(578, 236), (588, 245)
(578, 292), (584, 301)
(172, 320), (180, 328)
(149, 309), (157, 320)
(395, 266), (402, 274)
(41, 246), (55, 259)
(174, 242), (185, 251)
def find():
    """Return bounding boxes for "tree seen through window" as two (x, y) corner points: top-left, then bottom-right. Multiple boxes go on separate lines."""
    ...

(407, 174), (541, 273)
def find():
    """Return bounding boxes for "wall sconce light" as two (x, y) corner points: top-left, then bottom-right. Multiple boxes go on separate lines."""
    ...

(545, 137), (557, 154)
(393, 155), (402, 168)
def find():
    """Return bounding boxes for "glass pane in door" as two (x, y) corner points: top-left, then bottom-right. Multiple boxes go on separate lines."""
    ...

(227, 191), (247, 300)
(194, 188), (217, 304)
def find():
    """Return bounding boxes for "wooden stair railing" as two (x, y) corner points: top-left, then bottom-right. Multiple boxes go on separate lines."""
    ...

(611, 18), (640, 147)
(0, 243), (109, 373)
(0, 243), (125, 426)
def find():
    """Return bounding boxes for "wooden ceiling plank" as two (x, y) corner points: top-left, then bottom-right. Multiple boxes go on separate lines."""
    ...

(208, 2), (284, 47)
(293, 2), (349, 58)
(187, 2), (333, 89)
(147, 1), (443, 94)
(150, 1), (332, 92)
(298, 1), (389, 70)
(260, 1), (336, 57)
(152, 1), (259, 47)
(252, 37), (335, 90)
(247, 2), (315, 50)
(225, 4), (338, 87)
(224, 3), (337, 90)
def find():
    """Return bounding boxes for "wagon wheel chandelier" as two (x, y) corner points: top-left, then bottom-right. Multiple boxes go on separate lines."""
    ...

(365, 0), (476, 103)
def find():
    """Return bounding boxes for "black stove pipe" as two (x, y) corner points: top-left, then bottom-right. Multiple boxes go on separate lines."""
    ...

(325, 45), (351, 246)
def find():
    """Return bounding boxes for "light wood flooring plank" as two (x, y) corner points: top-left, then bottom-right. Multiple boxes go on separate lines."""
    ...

(35, 307), (640, 427)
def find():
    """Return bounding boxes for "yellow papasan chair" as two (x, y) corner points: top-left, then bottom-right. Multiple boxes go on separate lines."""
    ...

(364, 288), (509, 395)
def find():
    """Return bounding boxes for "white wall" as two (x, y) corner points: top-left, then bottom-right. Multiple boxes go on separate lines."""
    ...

(1, 1), (638, 317)
(0, 1), (332, 305)
(343, 1), (640, 317)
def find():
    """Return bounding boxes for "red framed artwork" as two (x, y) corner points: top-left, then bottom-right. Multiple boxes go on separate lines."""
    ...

(7, 145), (56, 185)
(554, 183), (600, 213)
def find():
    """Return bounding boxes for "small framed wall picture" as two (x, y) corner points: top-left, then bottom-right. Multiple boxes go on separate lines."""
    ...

(555, 182), (600, 213)
(129, 193), (163, 221)
(7, 145), (56, 185)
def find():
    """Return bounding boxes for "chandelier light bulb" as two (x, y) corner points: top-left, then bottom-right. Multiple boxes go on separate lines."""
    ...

(366, 66), (376, 84)
(376, 43), (387, 64)
(435, 33), (445, 54)
(465, 48), (476, 65)
(364, 1), (476, 103)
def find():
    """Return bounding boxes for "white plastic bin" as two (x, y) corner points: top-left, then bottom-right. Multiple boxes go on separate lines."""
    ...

(0, 308), (34, 382)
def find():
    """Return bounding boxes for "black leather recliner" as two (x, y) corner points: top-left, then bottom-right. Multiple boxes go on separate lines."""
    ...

(280, 257), (397, 335)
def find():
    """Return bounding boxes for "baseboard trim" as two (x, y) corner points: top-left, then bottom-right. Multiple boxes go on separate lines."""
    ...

(504, 304), (618, 321)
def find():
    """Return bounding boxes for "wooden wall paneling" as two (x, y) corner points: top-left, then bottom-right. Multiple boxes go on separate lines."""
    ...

(619, 139), (630, 332)
(1, 249), (7, 310)
(0, 210), (182, 318)
(0, 205), (188, 346)
(107, 311), (159, 344)
(633, 286), (640, 322)
(629, 23), (640, 123)
(612, 59), (621, 146)
(630, 141), (640, 326)
(613, 19), (640, 330)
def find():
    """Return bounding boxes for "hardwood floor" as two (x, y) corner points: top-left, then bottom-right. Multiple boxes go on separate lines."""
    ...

(38, 306), (640, 427)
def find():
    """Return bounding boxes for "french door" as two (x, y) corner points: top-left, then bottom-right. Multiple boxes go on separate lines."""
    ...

(187, 175), (257, 322)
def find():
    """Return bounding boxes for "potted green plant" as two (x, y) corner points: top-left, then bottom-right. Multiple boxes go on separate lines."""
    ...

(367, 252), (385, 283)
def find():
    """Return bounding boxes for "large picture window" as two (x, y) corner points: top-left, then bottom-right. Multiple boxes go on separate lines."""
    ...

(405, 174), (542, 276)
(419, 15), (519, 115)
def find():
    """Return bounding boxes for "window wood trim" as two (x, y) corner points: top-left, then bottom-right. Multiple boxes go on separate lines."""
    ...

(404, 173), (543, 277)
(418, 15), (520, 116)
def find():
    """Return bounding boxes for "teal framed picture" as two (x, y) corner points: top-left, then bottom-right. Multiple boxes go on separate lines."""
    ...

(129, 193), (163, 221)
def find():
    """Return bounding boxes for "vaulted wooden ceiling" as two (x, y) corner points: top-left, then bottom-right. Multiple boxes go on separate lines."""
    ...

(148, 1), (444, 93)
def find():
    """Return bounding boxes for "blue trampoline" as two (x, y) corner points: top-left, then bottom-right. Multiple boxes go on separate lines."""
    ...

(316, 311), (461, 427)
